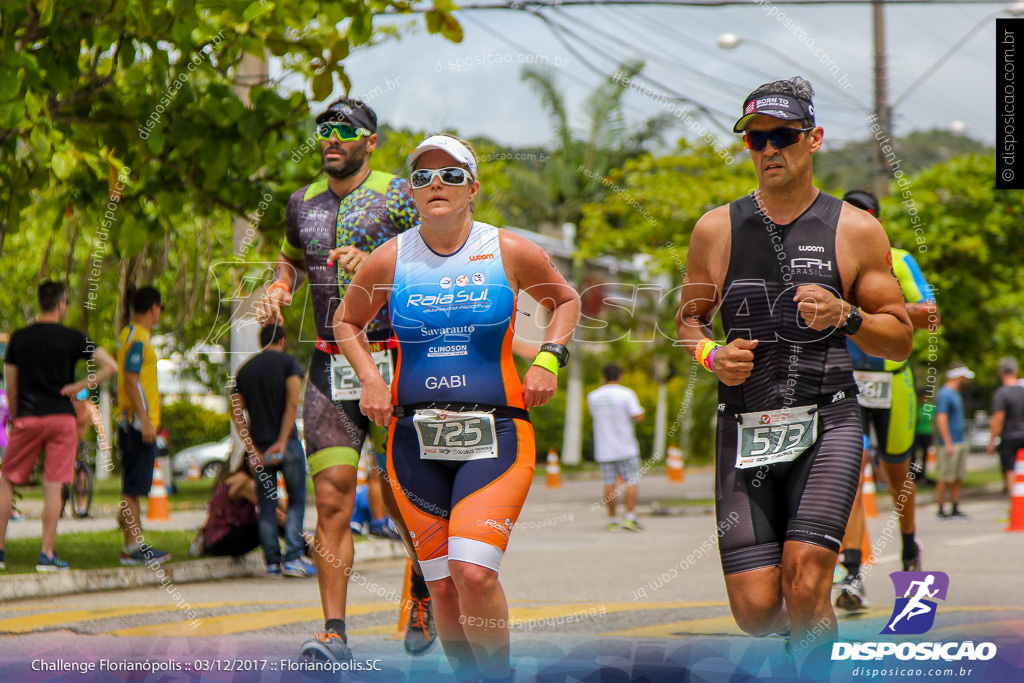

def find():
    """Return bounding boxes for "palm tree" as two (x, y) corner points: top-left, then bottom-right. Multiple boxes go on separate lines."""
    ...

(492, 60), (673, 234)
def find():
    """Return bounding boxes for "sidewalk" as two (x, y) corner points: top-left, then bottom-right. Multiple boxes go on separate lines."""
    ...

(0, 452), (1001, 602)
(0, 501), (407, 601)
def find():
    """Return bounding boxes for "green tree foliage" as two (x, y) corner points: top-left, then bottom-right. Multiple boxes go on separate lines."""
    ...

(882, 153), (1024, 392)
(0, 0), (462, 356)
(161, 401), (231, 453)
(815, 129), (990, 192)
(488, 61), (673, 233)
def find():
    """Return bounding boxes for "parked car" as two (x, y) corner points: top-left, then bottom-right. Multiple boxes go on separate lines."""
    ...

(967, 413), (991, 452)
(170, 436), (231, 480)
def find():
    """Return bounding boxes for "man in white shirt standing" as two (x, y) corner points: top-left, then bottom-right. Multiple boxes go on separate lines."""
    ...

(587, 364), (645, 531)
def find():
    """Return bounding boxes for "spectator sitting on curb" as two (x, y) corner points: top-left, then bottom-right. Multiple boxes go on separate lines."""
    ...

(198, 455), (313, 563)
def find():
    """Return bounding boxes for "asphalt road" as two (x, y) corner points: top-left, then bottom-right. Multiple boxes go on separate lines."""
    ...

(1, 469), (1022, 682)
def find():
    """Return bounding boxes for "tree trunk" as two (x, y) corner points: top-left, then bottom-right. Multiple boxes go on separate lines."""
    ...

(117, 255), (139, 332)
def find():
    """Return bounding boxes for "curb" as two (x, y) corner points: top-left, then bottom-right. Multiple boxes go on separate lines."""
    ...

(0, 539), (408, 601)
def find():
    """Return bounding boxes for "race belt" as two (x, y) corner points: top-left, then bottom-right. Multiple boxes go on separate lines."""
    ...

(316, 336), (396, 355)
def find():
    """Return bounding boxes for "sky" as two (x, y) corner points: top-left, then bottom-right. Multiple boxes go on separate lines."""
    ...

(301, 0), (1010, 155)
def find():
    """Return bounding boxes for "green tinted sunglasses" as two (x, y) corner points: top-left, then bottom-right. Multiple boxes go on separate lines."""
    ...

(316, 122), (371, 142)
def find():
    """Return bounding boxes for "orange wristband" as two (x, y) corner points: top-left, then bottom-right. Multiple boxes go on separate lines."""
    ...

(267, 280), (290, 295)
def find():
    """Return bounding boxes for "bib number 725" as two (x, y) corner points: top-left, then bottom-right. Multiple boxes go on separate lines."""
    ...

(419, 418), (485, 448)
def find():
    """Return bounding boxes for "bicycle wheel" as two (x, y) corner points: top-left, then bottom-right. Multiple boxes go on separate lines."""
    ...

(70, 464), (94, 518)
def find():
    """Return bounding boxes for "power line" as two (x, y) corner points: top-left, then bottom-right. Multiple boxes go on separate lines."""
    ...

(385, 0), (1011, 13)
(459, 11), (673, 122)
(553, 6), (757, 95)
(529, 8), (736, 131)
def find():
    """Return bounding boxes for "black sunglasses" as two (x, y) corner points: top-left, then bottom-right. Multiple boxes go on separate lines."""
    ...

(744, 126), (814, 152)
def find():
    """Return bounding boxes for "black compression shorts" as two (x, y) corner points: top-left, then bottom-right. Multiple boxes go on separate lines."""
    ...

(715, 397), (863, 575)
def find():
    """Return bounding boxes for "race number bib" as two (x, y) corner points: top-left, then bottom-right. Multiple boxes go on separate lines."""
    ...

(413, 410), (497, 461)
(735, 405), (818, 469)
(330, 350), (393, 402)
(854, 370), (893, 409)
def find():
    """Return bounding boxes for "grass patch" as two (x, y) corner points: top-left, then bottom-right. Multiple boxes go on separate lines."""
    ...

(3, 529), (195, 574)
(15, 476), (317, 512)
(964, 465), (1005, 490)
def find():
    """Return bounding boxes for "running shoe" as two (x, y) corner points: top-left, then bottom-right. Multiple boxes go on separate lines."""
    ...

(404, 594), (438, 656)
(0, 549), (5, 570)
(300, 629), (352, 662)
(267, 563), (283, 578)
(369, 520), (402, 541)
(607, 521), (621, 532)
(120, 546), (171, 566)
(936, 509), (950, 520)
(621, 519), (645, 532)
(902, 539), (923, 572)
(835, 574), (869, 611)
(283, 558), (317, 578)
(36, 552), (70, 572)
(949, 509), (970, 521)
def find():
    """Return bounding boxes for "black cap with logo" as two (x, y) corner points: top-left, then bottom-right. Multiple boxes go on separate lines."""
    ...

(315, 99), (377, 133)
(733, 93), (815, 133)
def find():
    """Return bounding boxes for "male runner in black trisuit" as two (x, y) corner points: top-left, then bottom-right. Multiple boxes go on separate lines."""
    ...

(675, 77), (912, 656)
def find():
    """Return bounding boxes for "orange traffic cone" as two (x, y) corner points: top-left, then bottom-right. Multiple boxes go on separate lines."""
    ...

(861, 526), (875, 565)
(276, 471), (289, 508)
(926, 445), (936, 469)
(146, 461), (171, 521)
(546, 448), (561, 489)
(187, 458), (201, 481)
(1006, 449), (1024, 532)
(357, 450), (369, 488)
(389, 559), (414, 639)
(666, 445), (685, 483)
(862, 463), (879, 519)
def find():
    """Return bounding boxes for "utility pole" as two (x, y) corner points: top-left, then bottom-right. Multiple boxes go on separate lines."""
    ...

(560, 222), (583, 466)
(872, 0), (892, 198)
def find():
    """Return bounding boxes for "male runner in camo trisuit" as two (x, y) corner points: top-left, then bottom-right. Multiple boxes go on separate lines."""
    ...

(675, 77), (912, 657)
(257, 98), (436, 661)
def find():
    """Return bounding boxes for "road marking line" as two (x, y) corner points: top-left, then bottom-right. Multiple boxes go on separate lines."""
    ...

(945, 533), (1005, 546)
(110, 602), (395, 637)
(932, 619), (1024, 638)
(0, 607), (171, 634)
(602, 616), (745, 638)
(0, 602), (310, 634)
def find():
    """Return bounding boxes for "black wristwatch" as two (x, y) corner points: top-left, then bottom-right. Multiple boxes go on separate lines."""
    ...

(539, 343), (570, 368)
(842, 305), (863, 335)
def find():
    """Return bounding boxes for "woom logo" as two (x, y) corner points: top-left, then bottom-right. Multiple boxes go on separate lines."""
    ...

(469, 253), (494, 261)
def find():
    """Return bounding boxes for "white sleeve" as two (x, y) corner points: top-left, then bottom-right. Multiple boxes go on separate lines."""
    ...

(627, 388), (643, 417)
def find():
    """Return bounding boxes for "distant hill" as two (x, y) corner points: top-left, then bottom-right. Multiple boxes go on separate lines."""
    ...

(815, 129), (991, 192)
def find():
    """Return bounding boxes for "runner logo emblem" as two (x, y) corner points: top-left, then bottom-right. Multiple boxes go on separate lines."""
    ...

(472, 272), (485, 285)
(882, 571), (949, 635)
(456, 274), (469, 287)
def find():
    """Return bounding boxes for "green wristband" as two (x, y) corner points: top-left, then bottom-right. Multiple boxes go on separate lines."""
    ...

(532, 351), (560, 377)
